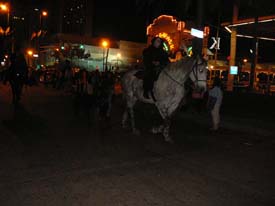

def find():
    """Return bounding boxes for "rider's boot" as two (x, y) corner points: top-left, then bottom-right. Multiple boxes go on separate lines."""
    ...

(150, 90), (156, 102)
(143, 90), (149, 99)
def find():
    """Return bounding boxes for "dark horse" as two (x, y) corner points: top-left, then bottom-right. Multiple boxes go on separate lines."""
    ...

(122, 55), (208, 143)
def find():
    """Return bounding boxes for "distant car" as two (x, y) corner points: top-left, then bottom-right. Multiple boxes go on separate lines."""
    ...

(40, 70), (56, 84)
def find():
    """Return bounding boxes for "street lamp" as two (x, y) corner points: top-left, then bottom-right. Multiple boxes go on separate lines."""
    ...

(27, 50), (33, 56)
(27, 49), (34, 67)
(102, 40), (108, 48)
(0, 3), (9, 26)
(39, 10), (48, 30)
(42, 11), (48, 17)
(101, 40), (109, 71)
(0, 3), (8, 11)
(0, 3), (13, 53)
(37, 10), (48, 66)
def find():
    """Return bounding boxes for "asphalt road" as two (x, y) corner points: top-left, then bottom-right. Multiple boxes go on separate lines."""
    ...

(0, 83), (274, 206)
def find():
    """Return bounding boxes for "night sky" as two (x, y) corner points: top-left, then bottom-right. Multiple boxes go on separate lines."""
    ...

(93, 0), (275, 62)
(8, 0), (275, 62)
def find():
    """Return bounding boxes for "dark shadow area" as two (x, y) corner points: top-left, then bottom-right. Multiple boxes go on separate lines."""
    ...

(222, 92), (275, 120)
(2, 103), (48, 145)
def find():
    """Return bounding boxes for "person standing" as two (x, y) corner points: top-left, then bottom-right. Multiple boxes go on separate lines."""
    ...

(7, 48), (28, 104)
(208, 77), (223, 131)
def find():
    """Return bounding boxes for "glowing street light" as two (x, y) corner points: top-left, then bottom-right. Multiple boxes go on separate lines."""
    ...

(39, 10), (48, 28)
(0, 3), (9, 12)
(42, 11), (48, 17)
(243, 58), (248, 63)
(26, 49), (34, 67)
(27, 49), (33, 56)
(102, 40), (109, 48)
(101, 40), (109, 70)
(0, 3), (10, 25)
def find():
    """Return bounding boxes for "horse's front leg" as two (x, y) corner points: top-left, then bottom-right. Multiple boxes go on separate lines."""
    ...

(162, 118), (173, 143)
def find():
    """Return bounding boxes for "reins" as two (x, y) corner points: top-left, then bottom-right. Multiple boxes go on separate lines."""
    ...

(162, 58), (206, 88)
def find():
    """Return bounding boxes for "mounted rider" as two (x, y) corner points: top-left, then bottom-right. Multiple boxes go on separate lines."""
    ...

(142, 37), (170, 100)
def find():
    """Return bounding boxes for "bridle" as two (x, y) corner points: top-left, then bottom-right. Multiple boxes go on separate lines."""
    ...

(191, 59), (208, 84)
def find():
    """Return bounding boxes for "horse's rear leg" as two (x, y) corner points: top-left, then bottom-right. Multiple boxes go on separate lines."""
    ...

(122, 108), (129, 129)
(122, 106), (139, 135)
(129, 106), (140, 135)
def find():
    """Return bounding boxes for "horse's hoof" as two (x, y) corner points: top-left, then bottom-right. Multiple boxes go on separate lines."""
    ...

(151, 126), (164, 134)
(151, 127), (158, 134)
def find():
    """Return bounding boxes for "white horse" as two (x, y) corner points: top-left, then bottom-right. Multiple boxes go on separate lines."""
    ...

(122, 55), (208, 143)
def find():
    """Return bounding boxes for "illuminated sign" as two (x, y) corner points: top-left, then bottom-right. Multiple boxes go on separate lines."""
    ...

(157, 32), (175, 51)
(209, 37), (221, 50)
(230, 66), (238, 75)
(163, 42), (169, 52)
(187, 46), (192, 57)
(191, 28), (204, 38)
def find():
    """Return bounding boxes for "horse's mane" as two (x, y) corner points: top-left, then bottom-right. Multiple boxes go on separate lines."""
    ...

(165, 56), (193, 71)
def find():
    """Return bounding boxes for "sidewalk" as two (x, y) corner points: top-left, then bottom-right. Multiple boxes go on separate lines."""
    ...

(180, 110), (275, 138)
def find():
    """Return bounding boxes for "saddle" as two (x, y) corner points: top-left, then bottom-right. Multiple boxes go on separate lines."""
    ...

(134, 69), (161, 81)
(134, 70), (144, 80)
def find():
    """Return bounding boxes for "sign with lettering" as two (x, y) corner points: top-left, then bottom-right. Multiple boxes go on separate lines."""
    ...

(230, 66), (238, 75)
(191, 28), (204, 39)
(209, 37), (221, 50)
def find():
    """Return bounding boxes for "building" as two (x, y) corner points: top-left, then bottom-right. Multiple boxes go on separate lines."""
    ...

(146, 15), (210, 59)
(39, 33), (146, 71)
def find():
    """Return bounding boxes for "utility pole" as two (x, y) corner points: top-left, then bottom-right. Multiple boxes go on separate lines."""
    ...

(227, 2), (238, 92)
(249, 13), (258, 91)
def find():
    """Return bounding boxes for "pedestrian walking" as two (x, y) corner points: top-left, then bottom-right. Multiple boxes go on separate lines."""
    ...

(207, 77), (223, 131)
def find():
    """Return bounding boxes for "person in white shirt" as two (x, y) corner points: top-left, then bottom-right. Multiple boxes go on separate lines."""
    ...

(208, 77), (223, 131)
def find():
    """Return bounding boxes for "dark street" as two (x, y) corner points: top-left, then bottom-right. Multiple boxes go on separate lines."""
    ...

(0, 84), (274, 205)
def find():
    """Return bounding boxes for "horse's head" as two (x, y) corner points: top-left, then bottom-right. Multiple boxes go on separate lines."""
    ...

(188, 55), (208, 93)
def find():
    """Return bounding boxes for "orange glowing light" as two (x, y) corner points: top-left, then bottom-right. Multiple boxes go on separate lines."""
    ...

(102, 40), (109, 48)
(42, 11), (48, 17)
(0, 3), (9, 12)
(27, 50), (33, 56)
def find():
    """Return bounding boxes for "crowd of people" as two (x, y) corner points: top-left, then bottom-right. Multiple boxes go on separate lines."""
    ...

(0, 49), (121, 121)
(41, 61), (121, 121)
